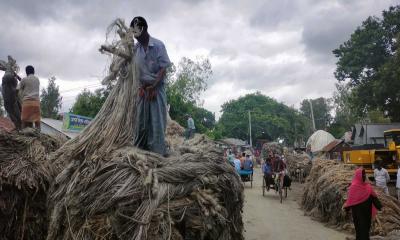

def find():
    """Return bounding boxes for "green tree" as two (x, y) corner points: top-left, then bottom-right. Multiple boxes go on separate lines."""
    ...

(329, 83), (357, 138)
(218, 92), (309, 145)
(166, 57), (215, 133)
(373, 37), (400, 121)
(333, 5), (400, 121)
(329, 82), (391, 138)
(40, 76), (62, 118)
(71, 88), (107, 118)
(167, 57), (211, 105)
(300, 97), (333, 131)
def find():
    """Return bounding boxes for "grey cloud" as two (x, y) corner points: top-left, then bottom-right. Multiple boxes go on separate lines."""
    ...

(211, 56), (333, 94)
(249, 0), (301, 30)
(301, 0), (400, 62)
(1, 0), (72, 23)
(1, 0), (399, 114)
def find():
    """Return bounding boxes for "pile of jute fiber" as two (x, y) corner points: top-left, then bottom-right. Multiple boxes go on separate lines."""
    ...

(285, 152), (312, 182)
(302, 159), (400, 237)
(0, 129), (63, 240)
(45, 19), (244, 240)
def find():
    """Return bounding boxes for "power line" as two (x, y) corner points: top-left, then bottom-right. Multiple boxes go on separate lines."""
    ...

(59, 84), (103, 94)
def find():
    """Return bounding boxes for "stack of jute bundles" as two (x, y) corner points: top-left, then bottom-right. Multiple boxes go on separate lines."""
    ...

(261, 142), (283, 158)
(285, 152), (312, 181)
(302, 159), (400, 238)
(45, 19), (244, 240)
(0, 129), (63, 240)
(165, 118), (185, 153)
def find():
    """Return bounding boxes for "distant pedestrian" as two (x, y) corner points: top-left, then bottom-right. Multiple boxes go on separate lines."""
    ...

(239, 152), (246, 169)
(262, 158), (273, 191)
(227, 150), (235, 162)
(373, 160), (390, 195)
(185, 114), (195, 139)
(344, 168), (382, 240)
(18, 65), (41, 130)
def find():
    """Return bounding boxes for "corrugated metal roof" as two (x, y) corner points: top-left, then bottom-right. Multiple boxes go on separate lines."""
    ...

(353, 123), (400, 145)
(220, 138), (247, 146)
(322, 139), (342, 152)
(41, 118), (80, 139)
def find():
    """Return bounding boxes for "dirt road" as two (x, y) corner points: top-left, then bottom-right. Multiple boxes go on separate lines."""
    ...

(243, 168), (350, 240)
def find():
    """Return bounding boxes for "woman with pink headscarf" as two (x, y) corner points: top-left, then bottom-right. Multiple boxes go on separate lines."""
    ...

(344, 168), (382, 240)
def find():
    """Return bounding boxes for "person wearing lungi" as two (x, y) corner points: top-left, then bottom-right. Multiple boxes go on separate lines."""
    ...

(18, 65), (41, 130)
(131, 16), (171, 156)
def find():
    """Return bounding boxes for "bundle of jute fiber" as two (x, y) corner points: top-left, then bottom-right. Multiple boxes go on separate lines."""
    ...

(165, 118), (185, 154)
(285, 152), (312, 182)
(302, 159), (400, 236)
(370, 230), (400, 240)
(0, 128), (63, 240)
(46, 19), (244, 240)
(261, 142), (283, 158)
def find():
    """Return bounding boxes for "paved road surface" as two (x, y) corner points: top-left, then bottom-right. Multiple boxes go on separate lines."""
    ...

(243, 168), (350, 240)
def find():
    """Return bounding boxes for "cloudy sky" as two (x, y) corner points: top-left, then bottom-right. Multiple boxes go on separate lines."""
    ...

(1, 0), (399, 118)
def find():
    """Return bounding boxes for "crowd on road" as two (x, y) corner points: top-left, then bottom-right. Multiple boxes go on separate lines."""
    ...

(225, 148), (292, 191)
(226, 150), (254, 172)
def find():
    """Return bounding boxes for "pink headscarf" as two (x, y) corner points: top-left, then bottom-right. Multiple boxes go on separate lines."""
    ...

(344, 168), (377, 217)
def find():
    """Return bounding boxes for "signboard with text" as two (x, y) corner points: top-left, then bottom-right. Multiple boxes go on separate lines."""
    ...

(62, 113), (92, 132)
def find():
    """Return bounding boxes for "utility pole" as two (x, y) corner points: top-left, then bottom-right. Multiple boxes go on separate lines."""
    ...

(248, 110), (252, 148)
(308, 99), (316, 132)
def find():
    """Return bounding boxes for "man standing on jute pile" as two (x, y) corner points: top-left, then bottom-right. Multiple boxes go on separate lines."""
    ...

(18, 65), (41, 130)
(131, 16), (171, 156)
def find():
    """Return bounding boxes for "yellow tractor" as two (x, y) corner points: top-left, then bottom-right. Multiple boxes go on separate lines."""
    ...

(342, 129), (400, 175)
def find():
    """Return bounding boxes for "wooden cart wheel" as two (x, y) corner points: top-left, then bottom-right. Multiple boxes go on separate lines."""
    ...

(262, 176), (265, 196)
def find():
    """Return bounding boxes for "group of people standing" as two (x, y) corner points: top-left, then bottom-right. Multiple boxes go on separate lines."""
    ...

(2, 65), (41, 131)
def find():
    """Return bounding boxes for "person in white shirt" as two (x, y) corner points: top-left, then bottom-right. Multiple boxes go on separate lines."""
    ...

(374, 160), (390, 195)
(396, 164), (400, 200)
(185, 114), (195, 139)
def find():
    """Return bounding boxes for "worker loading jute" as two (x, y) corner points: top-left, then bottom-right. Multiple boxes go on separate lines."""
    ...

(1, 56), (21, 129)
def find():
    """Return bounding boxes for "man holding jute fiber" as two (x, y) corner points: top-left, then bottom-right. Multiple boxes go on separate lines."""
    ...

(1, 56), (21, 129)
(131, 16), (171, 156)
(18, 65), (41, 130)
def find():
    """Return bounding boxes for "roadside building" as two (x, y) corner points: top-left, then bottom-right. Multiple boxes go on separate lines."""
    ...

(351, 123), (400, 145)
(321, 139), (351, 160)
